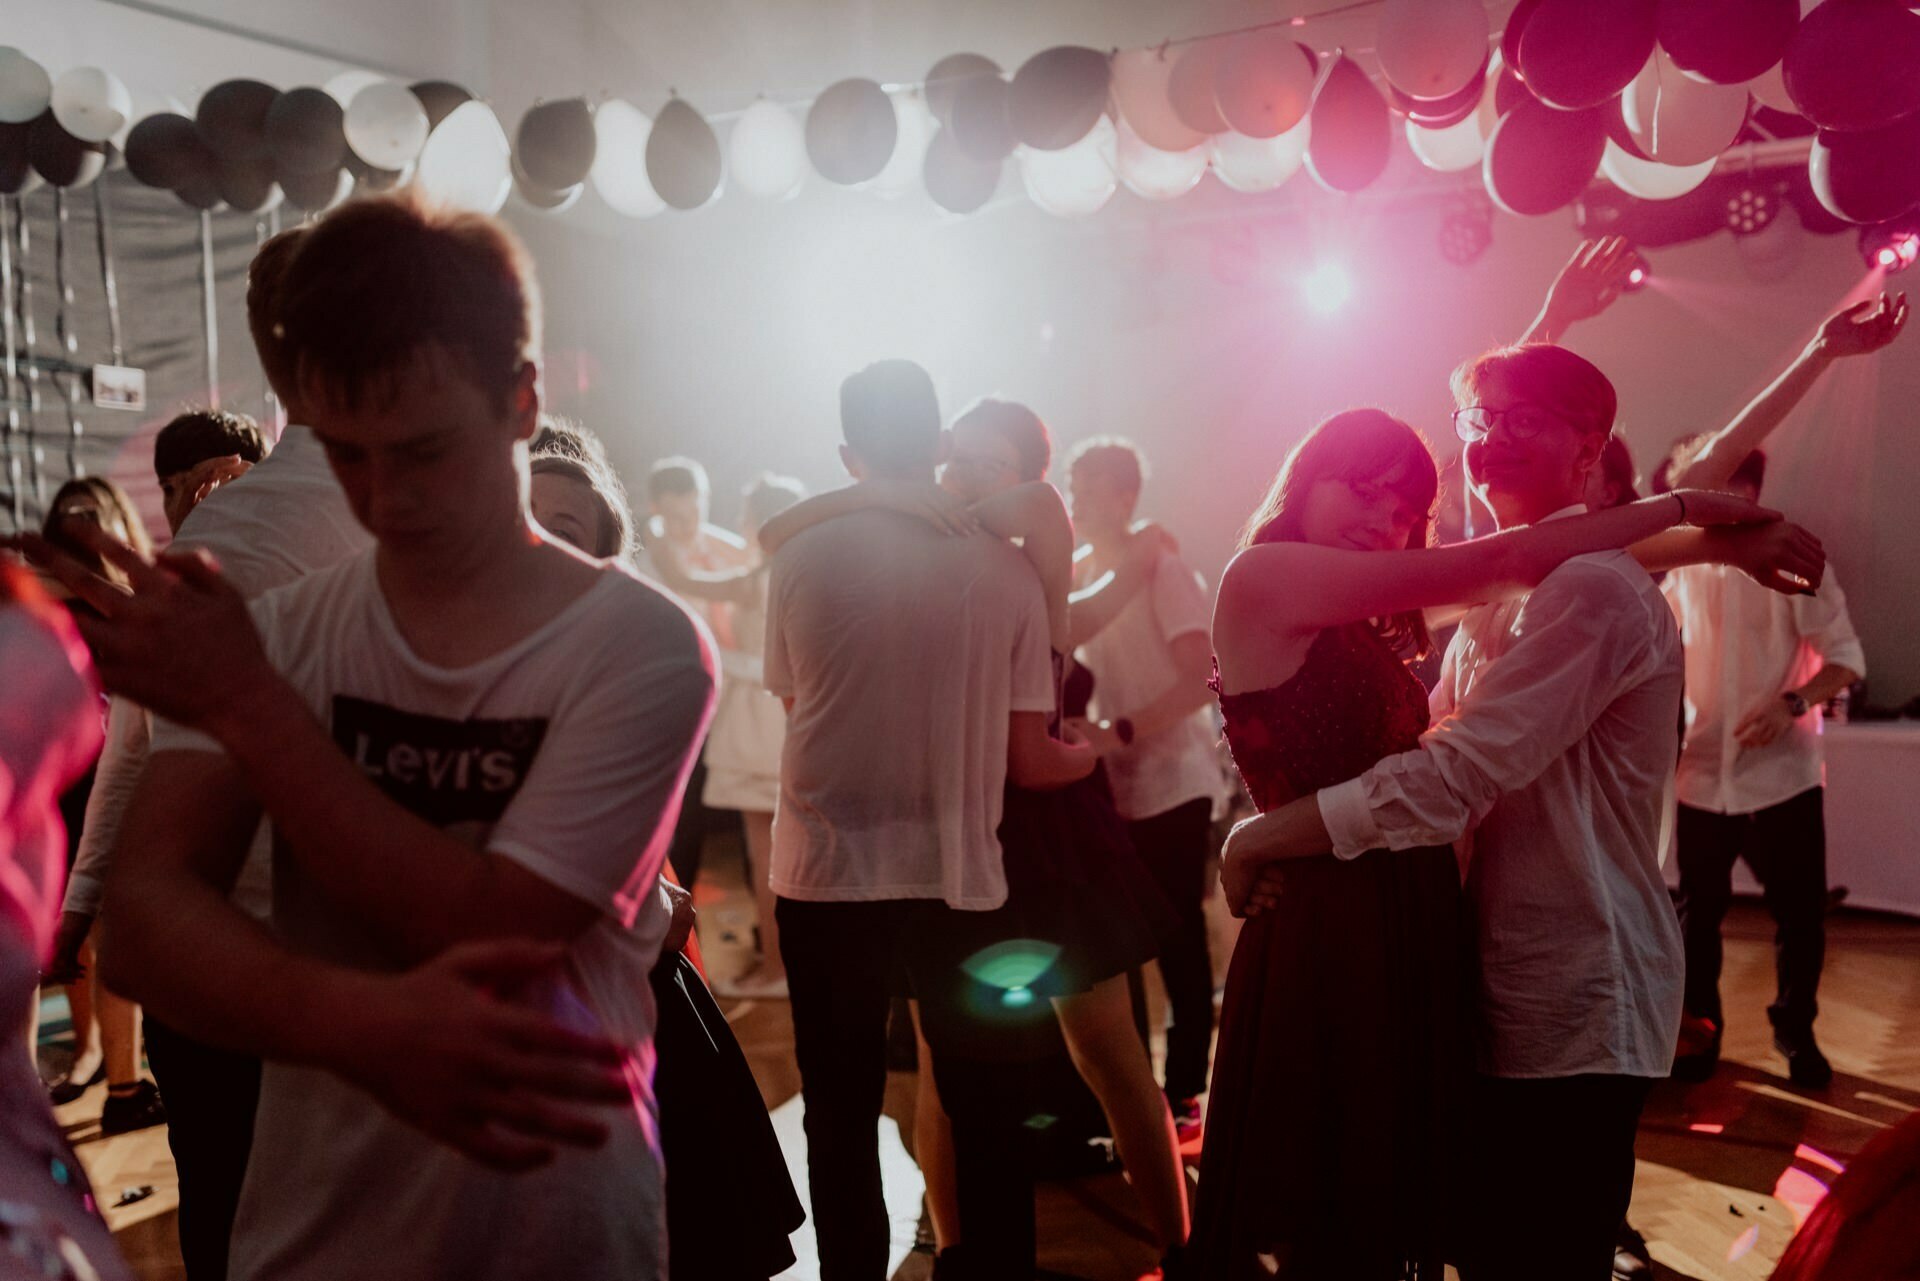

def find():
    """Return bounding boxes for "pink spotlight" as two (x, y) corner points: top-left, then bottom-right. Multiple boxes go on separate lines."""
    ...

(1302, 261), (1352, 315)
(1878, 245), (1902, 269)
(1628, 266), (1647, 285)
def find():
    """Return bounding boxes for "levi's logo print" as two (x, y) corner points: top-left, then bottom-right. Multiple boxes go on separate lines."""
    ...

(332, 696), (548, 829)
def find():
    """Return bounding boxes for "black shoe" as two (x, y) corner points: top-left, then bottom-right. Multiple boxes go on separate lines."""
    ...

(99, 1080), (167, 1135)
(1671, 1017), (1722, 1083)
(47, 1060), (104, 1106)
(1774, 1029), (1833, 1088)
(1613, 1222), (1652, 1280)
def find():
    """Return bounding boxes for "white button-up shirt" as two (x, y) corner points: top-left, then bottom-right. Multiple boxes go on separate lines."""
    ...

(1663, 563), (1865, 816)
(1319, 517), (1685, 1080)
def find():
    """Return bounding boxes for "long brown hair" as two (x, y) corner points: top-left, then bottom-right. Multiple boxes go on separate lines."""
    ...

(1239, 408), (1439, 658)
(43, 477), (153, 588)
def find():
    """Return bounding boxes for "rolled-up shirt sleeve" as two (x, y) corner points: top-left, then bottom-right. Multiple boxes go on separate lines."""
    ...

(1319, 563), (1647, 858)
(1794, 570), (1865, 679)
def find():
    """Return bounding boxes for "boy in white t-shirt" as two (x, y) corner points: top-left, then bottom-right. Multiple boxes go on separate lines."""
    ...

(32, 196), (714, 1281)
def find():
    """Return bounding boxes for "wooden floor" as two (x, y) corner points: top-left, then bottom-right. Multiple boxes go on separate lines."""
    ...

(53, 856), (1920, 1281)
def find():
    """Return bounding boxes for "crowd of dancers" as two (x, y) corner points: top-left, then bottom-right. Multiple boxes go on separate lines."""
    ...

(1, 192), (1914, 1281)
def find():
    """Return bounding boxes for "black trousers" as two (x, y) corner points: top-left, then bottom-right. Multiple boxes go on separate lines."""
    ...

(1674, 786), (1827, 1036)
(143, 1017), (261, 1281)
(776, 897), (1055, 1281)
(1126, 797), (1216, 1102)
(1461, 1074), (1653, 1281)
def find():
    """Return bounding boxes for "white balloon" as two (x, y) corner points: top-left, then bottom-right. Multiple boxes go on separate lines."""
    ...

(51, 67), (131, 143)
(325, 70), (386, 110)
(1599, 139), (1717, 200)
(346, 82), (430, 170)
(1207, 116), (1310, 192)
(1020, 114), (1117, 216)
(1746, 61), (1796, 115)
(0, 48), (51, 124)
(414, 100), (510, 214)
(727, 97), (807, 201)
(1115, 114), (1207, 200)
(1623, 49), (1749, 166)
(1405, 112), (1484, 172)
(872, 89), (936, 198)
(591, 99), (666, 217)
(1376, 0), (1491, 101)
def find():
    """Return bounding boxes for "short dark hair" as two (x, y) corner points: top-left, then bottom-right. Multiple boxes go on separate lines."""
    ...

(741, 472), (806, 533)
(840, 360), (940, 478)
(276, 194), (541, 415)
(1655, 434), (1766, 495)
(954, 398), (1052, 482)
(647, 456), (708, 502)
(1451, 343), (1617, 438)
(248, 226), (308, 401)
(154, 409), (267, 481)
(1065, 437), (1146, 495)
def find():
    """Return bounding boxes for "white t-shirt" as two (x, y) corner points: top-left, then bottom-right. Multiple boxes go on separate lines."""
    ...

(152, 550), (715, 1281)
(65, 424), (375, 923)
(763, 510), (1054, 910)
(1077, 550), (1224, 821)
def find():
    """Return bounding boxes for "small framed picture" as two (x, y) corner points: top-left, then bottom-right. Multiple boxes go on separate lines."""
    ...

(90, 364), (146, 411)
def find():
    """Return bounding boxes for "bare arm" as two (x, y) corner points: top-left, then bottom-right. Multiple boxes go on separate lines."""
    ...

(1222, 491), (1770, 637)
(1006, 709), (1097, 790)
(970, 482), (1075, 653)
(102, 751), (633, 1170)
(642, 532), (762, 606)
(1068, 523), (1174, 649)
(1519, 236), (1638, 345)
(1670, 292), (1908, 491)
(756, 481), (976, 558)
(1630, 523), (1826, 594)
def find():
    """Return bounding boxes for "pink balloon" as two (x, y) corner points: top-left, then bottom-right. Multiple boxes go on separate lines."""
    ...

(1112, 48), (1205, 152)
(1214, 32), (1317, 140)
(1783, 0), (1920, 132)
(1377, 0), (1491, 101)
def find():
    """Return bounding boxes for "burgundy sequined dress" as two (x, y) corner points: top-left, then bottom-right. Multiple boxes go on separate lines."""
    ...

(1192, 624), (1466, 1281)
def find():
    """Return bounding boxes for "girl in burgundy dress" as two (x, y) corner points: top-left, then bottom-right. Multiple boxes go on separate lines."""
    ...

(1196, 409), (1760, 1279)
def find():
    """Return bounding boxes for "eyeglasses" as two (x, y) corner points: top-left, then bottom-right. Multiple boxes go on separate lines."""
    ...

(1452, 403), (1569, 444)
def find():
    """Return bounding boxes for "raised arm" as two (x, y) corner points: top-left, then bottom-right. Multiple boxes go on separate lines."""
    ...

(1221, 490), (1772, 636)
(1669, 292), (1908, 492)
(970, 481), (1075, 652)
(755, 480), (977, 557)
(1519, 236), (1639, 346)
(1068, 522), (1175, 649)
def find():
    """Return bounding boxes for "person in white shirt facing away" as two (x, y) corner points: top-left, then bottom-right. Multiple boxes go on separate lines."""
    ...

(1658, 441), (1864, 1087)
(1651, 290), (1905, 1088)
(1061, 437), (1224, 1141)
(764, 359), (1095, 1281)
(1216, 343), (1824, 1281)
(25, 194), (715, 1281)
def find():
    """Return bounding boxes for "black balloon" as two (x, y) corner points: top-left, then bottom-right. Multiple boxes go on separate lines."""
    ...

(410, 81), (473, 131)
(1810, 114), (1920, 223)
(28, 112), (106, 189)
(1658, 0), (1800, 86)
(125, 112), (200, 187)
(1305, 55), (1392, 194)
(1008, 46), (1110, 150)
(923, 126), (1000, 214)
(1784, 0), (1920, 133)
(1485, 97), (1608, 216)
(645, 97), (722, 210)
(175, 167), (224, 210)
(948, 73), (1015, 164)
(1519, 0), (1657, 111)
(924, 53), (1000, 130)
(217, 153), (280, 212)
(805, 78), (897, 185)
(516, 97), (597, 190)
(196, 79), (279, 159)
(0, 120), (34, 194)
(512, 155), (581, 211)
(280, 165), (344, 212)
(265, 87), (346, 175)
